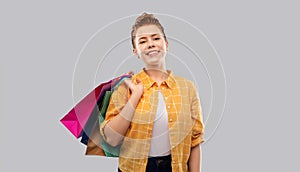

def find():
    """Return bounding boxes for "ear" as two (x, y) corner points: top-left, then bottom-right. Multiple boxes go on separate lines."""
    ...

(165, 40), (169, 52)
(133, 48), (139, 58)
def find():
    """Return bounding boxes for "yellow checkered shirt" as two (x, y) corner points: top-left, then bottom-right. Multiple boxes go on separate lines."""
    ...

(100, 69), (205, 172)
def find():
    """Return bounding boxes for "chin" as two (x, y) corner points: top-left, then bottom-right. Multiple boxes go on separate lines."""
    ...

(148, 58), (161, 64)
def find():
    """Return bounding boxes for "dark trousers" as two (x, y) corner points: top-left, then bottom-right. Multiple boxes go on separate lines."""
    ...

(118, 154), (172, 172)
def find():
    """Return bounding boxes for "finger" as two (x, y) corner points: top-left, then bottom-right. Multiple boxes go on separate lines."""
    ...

(127, 70), (134, 75)
(123, 78), (131, 85)
(123, 79), (133, 89)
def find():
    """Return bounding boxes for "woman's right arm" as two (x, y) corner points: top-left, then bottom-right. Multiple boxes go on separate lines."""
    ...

(101, 78), (144, 147)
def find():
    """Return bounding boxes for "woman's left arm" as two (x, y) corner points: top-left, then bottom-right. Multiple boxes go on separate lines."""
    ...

(188, 144), (201, 172)
(188, 81), (205, 172)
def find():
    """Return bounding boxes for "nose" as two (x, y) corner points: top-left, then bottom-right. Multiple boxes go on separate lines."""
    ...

(147, 39), (155, 49)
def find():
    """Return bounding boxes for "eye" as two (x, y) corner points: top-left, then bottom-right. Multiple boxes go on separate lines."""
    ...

(139, 41), (146, 44)
(154, 37), (161, 40)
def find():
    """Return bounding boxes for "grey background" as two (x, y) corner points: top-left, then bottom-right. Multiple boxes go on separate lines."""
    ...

(1, 0), (299, 171)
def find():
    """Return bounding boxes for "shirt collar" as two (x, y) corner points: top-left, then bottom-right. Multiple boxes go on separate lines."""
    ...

(136, 68), (176, 89)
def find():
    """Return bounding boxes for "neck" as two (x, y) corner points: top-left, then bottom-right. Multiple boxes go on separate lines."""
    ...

(143, 67), (170, 85)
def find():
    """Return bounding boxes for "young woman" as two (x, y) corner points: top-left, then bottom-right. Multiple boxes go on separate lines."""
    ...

(100, 12), (205, 172)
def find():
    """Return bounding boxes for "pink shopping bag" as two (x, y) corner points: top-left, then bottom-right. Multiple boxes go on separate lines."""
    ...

(60, 73), (132, 138)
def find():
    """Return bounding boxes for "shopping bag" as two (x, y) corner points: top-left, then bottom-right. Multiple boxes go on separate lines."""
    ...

(60, 74), (131, 139)
(86, 77), (130, 157)
(60, 73), (131, 157)
(60, 81), (110, 138)
(85, 91), (112, 156)
(80, 75), (131, 145)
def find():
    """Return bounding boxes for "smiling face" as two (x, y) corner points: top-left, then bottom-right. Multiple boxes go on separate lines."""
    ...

(133, 24), (169, 70)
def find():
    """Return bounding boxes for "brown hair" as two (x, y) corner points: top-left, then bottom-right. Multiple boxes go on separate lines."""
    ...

(131, 12), (167, 48)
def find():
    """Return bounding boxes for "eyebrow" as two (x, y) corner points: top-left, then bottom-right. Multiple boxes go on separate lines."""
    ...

(137, 34), (160, 40)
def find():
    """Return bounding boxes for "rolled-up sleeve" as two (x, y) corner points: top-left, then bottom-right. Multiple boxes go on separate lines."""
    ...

(190, 82), (205, 147)
(99, 82), (129, 141)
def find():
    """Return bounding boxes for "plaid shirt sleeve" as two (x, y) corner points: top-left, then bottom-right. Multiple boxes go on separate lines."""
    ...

(190, 82), (205, 147)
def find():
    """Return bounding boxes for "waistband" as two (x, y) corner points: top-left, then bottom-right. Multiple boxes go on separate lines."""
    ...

(148, 154), (171, 160)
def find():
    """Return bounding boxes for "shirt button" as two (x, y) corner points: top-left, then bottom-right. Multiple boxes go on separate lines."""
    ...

(167, 105), (170, 109)
(169, 118), (173, 122)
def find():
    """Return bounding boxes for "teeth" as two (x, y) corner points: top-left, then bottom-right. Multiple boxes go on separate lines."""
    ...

(148, 51), (158, 55)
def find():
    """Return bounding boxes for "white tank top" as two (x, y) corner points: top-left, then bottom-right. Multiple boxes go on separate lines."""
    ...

(149, 91), (171, 156)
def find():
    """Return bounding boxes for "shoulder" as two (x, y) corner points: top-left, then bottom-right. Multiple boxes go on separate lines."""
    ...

(173, 75), (195, 89)
(130, 70), (145, 81)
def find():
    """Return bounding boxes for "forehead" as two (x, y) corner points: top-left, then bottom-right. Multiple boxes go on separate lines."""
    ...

(135, 25), (163, 38)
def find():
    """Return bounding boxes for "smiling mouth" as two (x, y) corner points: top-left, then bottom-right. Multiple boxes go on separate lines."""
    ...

(146, 50), (160, 57)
